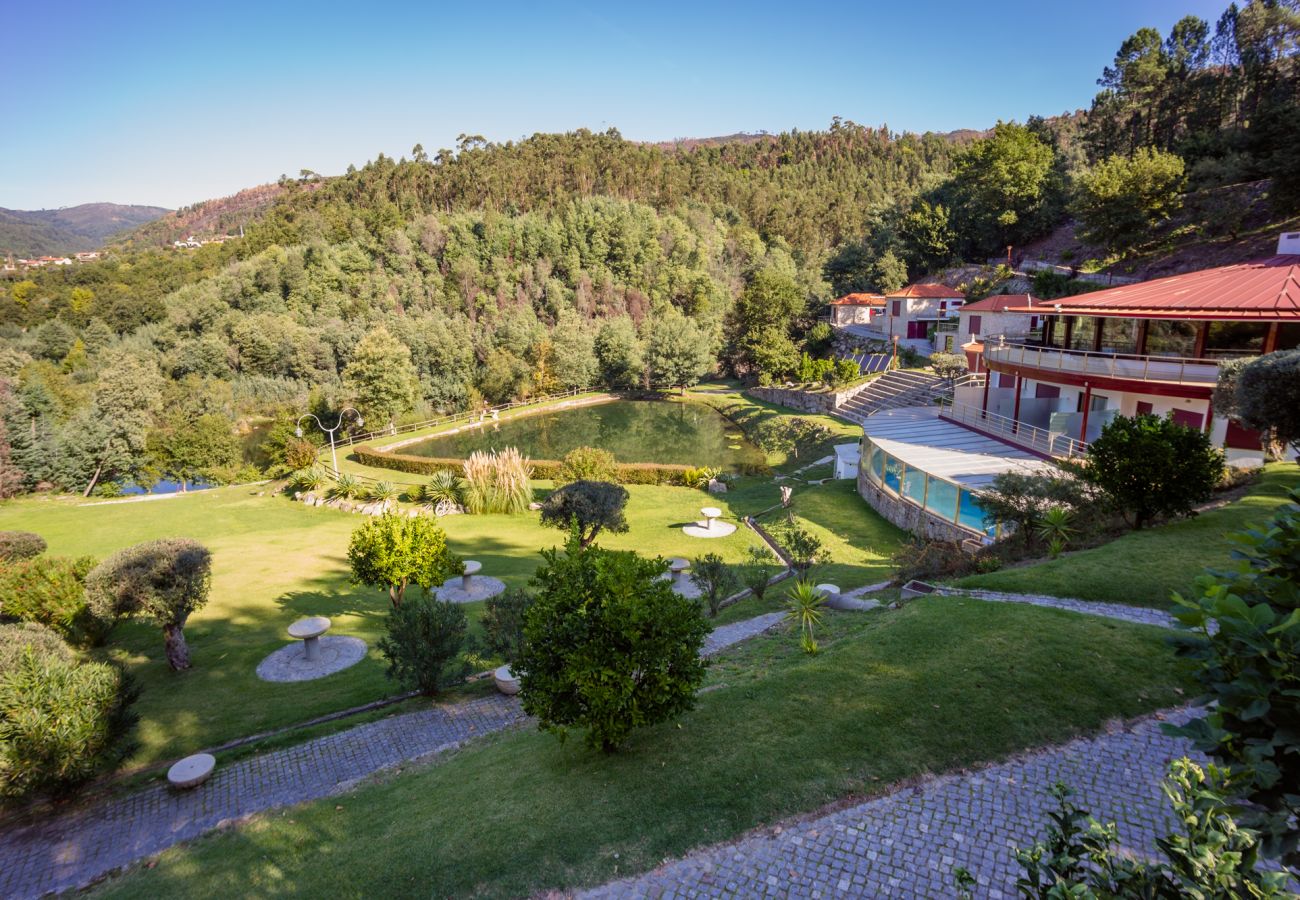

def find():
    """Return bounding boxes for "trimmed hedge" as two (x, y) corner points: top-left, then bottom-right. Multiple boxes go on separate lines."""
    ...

(353, 446), (694, 485)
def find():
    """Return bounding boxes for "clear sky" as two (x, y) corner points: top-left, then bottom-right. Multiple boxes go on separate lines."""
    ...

(0, 0), (1228, 210)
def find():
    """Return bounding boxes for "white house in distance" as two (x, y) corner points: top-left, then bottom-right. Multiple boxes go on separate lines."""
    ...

(950, 294), (1045, 367)
(879, 282), (965, 345)
(829, 292), (885, 326)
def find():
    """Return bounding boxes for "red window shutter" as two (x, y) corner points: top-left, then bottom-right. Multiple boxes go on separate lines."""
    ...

(968, 315), (982, 335)
(891, 300), (901, 317)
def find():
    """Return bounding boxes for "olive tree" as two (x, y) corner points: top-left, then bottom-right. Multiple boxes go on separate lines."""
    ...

(347, 513), (460, 608)
(85, 539), (212, 671)
(539, 480), (630, 547)
(1233, 349), (1300, 456)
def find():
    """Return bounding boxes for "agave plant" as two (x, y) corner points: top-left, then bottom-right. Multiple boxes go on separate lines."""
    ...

(292, 467), (326, 493)
(330, 473), (362, 500)
(422, 470), (466, 507)
(369, 480), (398, 503)
(784, 579), (826, 655)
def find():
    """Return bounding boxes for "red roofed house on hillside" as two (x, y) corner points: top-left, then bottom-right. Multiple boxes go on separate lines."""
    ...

(829, 292), (885, 326)
(951, 294), (1046, 367)
(878, 282), (965, 348)
(947, 233), (1300, 468)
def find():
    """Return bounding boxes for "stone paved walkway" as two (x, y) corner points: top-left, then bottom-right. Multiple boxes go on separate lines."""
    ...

(584, 709), (1200, 899)
(0, 612), (781, 899)
(932, 586), (1177, 629)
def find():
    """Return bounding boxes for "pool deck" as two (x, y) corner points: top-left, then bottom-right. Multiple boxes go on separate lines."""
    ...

(861, 407), (1056, 491)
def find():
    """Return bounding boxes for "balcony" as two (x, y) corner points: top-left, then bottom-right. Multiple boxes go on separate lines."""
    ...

(942, 402), (1088, 459)
(983, 341), (1220, 386)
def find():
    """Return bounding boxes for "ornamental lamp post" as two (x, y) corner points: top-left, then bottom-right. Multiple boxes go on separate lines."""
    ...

(296, 407), (364, 475)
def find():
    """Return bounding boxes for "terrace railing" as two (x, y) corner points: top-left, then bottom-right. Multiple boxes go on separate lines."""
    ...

(942, 401), (1088, 459)
(983, 340), (1220, 385)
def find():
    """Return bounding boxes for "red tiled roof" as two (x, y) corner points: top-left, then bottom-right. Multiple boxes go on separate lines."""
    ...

(887, 282), (965, 299)
(959, 293), (1040, 313)
(830, 292), (886, 306)
(1008, 256), (1300, 320)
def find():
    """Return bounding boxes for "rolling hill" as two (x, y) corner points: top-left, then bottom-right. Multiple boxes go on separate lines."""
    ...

(0, 203), (170, 256)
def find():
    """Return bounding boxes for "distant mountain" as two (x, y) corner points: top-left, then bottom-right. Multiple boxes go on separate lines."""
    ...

(117, 184), (292, 249)
(0, 203), (170, 256)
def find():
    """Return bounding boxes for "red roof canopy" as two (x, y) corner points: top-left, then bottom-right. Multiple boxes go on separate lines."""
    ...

(960, 293), (1040, 313)
(887, 282), (965, 299)
(1009, 256), (1300, 320)
(830, 292), (886, 306)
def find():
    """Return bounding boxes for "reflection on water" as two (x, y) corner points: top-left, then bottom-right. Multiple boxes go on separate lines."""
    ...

(401, 401), (764, 467)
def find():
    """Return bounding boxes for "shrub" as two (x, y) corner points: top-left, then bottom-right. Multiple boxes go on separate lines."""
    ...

(690, 553), (738, 617)
(0, 630), (137, 801)
(84, 539), (212, 671)
(1070, 414), (1223, 529)
(1034, 507), (1076, 558)
(517, 530), (710, 752)
(290, 467), (326, 493)
(539, 480), (630, 547)
(481, 588), (533, 666)
(784, 579), (826, 654)
(0, 531), (46, 562)
(376, 595), (469, 695)
(419, 469), (465, 508)
(928, 351), (968, 383)
(979, 470), (1100, 539)
(368, 480), (398, 503)
(0, 555), (109, 645)
(681, 466), (719, 489)
(776, 523), (824, 577)
(830, 357), (861, 387)
(462, 448), (533, 515)
(554, 446), (617, 487)
(1169, 488), (1300, 868)
(741, 544), (778, 601)
(353, 445), (692, 484)
(329, 473), (362, 500)
(347, 513), (460, 608)
(1233, 349), (1300, 455)
(890, 538), (975, 584)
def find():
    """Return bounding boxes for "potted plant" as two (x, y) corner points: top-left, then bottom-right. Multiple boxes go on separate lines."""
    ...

(482, 588), (532, 695)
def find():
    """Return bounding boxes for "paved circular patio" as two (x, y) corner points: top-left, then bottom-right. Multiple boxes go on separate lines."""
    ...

(255, 636), (368, 683)
(682, 521), (737, 538)
(435, 575), (507, 603)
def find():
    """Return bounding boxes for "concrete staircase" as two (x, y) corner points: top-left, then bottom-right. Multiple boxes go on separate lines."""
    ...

(834, 369), (952, 424)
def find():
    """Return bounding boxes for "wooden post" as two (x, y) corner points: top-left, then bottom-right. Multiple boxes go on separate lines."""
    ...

(1135, 319), (1148, 356)
(1263, 322), (1280, 355)
(1079, 384), (1092, 443)
(1193, 322), (1209, 359)
(1092, 317), (1104, 352)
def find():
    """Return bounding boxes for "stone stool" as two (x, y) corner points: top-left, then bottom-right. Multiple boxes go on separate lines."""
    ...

(700, 506), (723, 532)
(167, 752), (215, 789)
(462, 560), (482, 591)
(288, 616), (331, 663)
(815, 583), (841, 600)
(668, 557), (690, 587)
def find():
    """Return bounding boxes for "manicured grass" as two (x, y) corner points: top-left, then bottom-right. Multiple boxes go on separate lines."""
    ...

(0, 483), (769, 767)
(956, 463), (1300, 608)
(96, 598), (1188, 898)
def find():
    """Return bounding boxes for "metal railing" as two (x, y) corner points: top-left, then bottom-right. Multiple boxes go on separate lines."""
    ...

(942, 402), (1088, 459)
(983, 341), (1220, 385)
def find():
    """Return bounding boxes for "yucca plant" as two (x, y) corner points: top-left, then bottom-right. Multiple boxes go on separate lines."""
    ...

(784, 579), (826, 655)
(369, 481), (398, 503)
(291, 467), (326, 493)
(462, 448), (534, 515)
(422, 470), (466, 508)
(1034, 506), (1076, 558)
(330, 473), (361, 500)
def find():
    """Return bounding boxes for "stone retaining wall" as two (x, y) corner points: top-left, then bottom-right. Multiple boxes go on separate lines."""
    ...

(750, 379), (874, 415)
(856, 466), (976, 544)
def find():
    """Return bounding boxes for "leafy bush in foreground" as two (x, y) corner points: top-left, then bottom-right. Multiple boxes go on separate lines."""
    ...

(0, 554), (108, 645)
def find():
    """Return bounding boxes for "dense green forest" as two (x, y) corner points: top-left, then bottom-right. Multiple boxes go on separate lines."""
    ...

(0, 0), (1295, 496)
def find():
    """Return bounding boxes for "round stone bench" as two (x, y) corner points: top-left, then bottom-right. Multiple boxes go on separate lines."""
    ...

(462, 560), (482, 591)
(815, 583), (841, 599)
(287, 615), (330, 663)
(167, 752), (215, 789)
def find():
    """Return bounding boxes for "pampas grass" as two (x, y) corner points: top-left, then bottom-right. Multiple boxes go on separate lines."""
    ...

(462, 448), (534, 515)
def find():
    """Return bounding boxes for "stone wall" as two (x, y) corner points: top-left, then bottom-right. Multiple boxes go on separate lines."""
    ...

(750, 379), (874, 415)
(856, 466), (975, 544)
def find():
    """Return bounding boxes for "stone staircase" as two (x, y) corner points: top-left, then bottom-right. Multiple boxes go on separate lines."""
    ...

(834, 369), (952, 424)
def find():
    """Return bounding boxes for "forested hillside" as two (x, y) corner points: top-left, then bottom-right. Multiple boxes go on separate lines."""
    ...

(0, 0), (1295, 498)
(0, 204), (170, 256)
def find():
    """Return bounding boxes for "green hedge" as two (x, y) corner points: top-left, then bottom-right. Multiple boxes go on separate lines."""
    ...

(353, 446), (694, 486)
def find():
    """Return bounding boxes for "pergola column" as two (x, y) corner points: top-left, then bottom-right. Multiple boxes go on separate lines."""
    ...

(1079, 383), (1093, 443)
(1011, 374), (1022, 434)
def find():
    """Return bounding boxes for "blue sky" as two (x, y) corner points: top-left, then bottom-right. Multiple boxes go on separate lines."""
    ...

(1, 0), (1227, 210)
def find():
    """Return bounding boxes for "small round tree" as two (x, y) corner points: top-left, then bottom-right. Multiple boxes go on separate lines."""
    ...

(85, 539), (212, 671)
(690, 553), (738, 618)
(1073, 414), (1223, 530)
(517, 529), (710, 752)
(376, 595), (469, 695)
(347, 513), (461, 608)
(1234, 349), (1300, 457)
(539, 480), (630, 548)
(0, 531), (47, 562)
(554, 447), (617, 487)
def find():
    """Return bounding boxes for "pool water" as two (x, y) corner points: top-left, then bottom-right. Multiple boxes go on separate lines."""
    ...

(397, 400), (765, 468)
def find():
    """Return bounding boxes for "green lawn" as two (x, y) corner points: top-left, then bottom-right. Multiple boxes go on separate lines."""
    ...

(96, 597), (1187, 898)
(0, 482), (776, 767)
(956, 463), (1300, 607)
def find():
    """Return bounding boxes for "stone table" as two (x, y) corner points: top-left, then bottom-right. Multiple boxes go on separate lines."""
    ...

(700, 506), (723, 532)
(287, 615), (330, 663)
(462, 560), (482, 591)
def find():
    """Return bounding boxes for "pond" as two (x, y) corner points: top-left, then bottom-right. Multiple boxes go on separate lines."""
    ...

(395, 400), (765, 468)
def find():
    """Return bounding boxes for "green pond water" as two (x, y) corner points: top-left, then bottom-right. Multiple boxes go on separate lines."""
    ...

(398, 400), (765, 468)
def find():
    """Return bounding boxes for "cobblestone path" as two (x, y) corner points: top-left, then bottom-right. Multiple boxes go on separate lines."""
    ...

(0, 612), (780, 898)
(931, 587), (1177, 629)
(584, 709), (1200, 899)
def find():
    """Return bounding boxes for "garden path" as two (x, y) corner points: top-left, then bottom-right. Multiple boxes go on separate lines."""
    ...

(0, 611), (784, 899)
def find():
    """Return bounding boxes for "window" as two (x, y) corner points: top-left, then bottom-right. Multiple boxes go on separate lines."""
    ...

(871, 443), (885, 481)
(902, 467), (926, 505)
(1146, 320), (1197, 357)
(891, 300), (902, 317)
(968, 314), (982, 335)
(1206, 322), (1268, 357)
(1097, 318), (1138, 354)
(958, 490), (993, 535)
(882, 455), (903, 494)
(924, 478), (959, 522)
(1068, 316), (1097, 351)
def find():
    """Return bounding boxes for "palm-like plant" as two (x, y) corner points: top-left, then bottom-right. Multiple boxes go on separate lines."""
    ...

(330, 473), (361, 500)
(784, 579), (826, 655)
(369, 481), (398, 503)
(1034, 506), (1076, 558)
(422, 470), (466, 508)
(292, 467), (326, 493)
